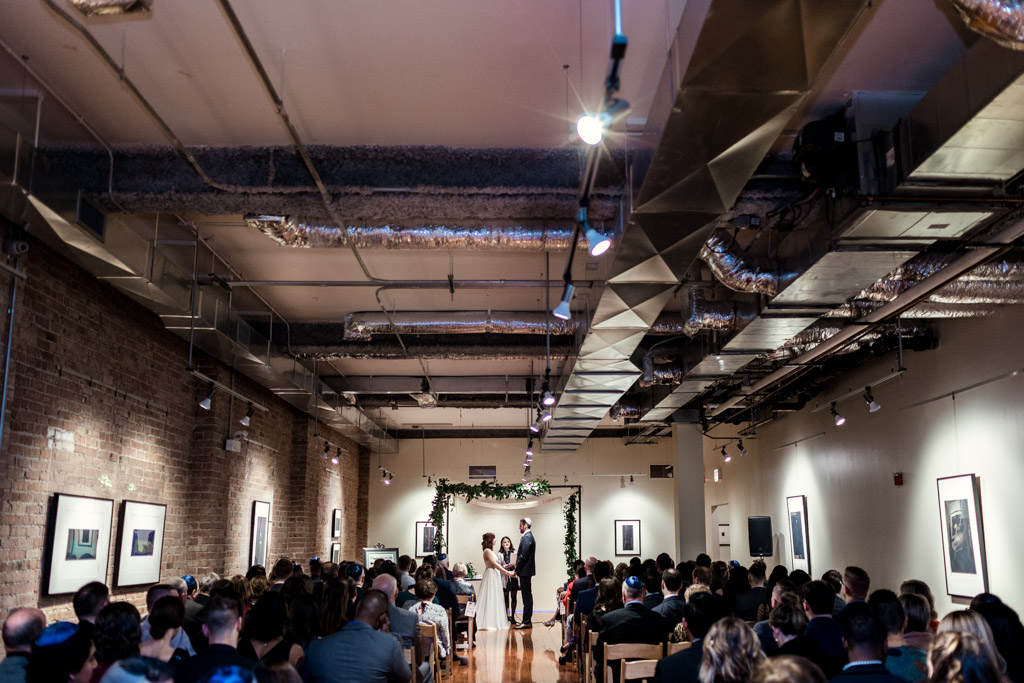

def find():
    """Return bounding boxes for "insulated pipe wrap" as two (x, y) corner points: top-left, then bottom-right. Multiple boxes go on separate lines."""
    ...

(952, 0), (1024, 50)
(699, 229), (800, 296)
(343, 311), (582, 340)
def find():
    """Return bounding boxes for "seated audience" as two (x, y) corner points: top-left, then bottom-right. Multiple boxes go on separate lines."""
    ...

(643, 569), (664, 610)
(829, 603), (903, 683)
(927, 631), (1006, 683)
(754, 579), (795, 655)
(803, 580), (846, 661)
(139, 596), (191, 666)
(935, 609), (1005, 675)
(319, 578), (350, 637)
(839, 567), (870, 609)
(594, 575), (670, 683)
(27, 621), (97, 683)
(769, 593), (839, 677)
(969, 592), (1024, 681)
(304, 591), (411, 683)
(73, 582), (109, 633)
(699, 617), (765, 683)
(868, 589), (925, 681)
(752, 655), (826, 683)
(578, 575), (620, 666)
(94, 602), (143, 682)
(285, 595), (318, 653)
(142, 585), (195, 656)
(1, 607), (46, 683)
(450, 562), (475, 599)
(239, 593), (303, 670)
(758, 566), (790, 622)
(174, 596), (254, 683)
(789, 570), (811, 589)
(100, 656), (175, 683)
(653, 568), (686, 627)
(822, 570), (846, 614)
(249, 577), (269, 607)
(899, 580), (937, 632)
(245, 566), (267, 581)
(710, 561), (729, 595)
(656, 554), (674, 573)
(724, 564), (749, 614)
(270, 559), (292, 592)
(654, 591), (717, 683)
(408, 578), (451, 660)
(397, 555), (416, 591)
(898, 593), (933, 653)
(735, 562), (767, 622)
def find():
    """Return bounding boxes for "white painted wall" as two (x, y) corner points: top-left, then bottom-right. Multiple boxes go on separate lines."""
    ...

(367, 436), (678, 611)
(703, 304), (1024, 617)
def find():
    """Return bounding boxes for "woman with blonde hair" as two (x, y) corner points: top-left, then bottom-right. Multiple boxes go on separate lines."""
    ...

(937, 609), (1005, 674)
(699, 617), (766, 683)
(928, 631), (1006, 683)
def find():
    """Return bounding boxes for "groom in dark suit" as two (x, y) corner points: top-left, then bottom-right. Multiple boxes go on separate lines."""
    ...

(513, 517), (536, 629)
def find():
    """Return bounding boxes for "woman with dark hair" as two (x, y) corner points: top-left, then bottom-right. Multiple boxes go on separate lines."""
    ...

(139, 595), (190, 665)
(92, 601), (142, 682)
(287, 594), (319, 651)
(408, 578), (451, 660)
(27, 621), (97, 683)
(498, 535), (518, 624)
(231, 575), (254, 612)
(240, 592), (304, 670)
(971, 596), (1024, 683)
(318, 577), (350, 636)
(584, 578), (623, 649)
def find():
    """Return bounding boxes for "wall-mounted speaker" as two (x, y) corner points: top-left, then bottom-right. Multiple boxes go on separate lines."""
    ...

(748, 516), (773, 557)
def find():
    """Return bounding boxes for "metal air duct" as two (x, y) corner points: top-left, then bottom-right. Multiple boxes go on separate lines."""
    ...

(70, 0), (152, 16)
(952, 0), (1024, 50)
(639, 357), (682, 387)
(343, 311), (581, 340)
(682, 288), (758, 337)
(699, 229), (800, 296)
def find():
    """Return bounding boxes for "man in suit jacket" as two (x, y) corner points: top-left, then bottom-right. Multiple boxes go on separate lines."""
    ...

(652, 568), (685, 628)
(595, 576), (670, 683)
(829, 604), (904, 683)
(373, 575), (434, 683)
(304, 590), (412, 683)
(653, 592), (717, 683)
(568, 557), (597, 614)
(0, 607), (45, 683)
(175, 597), (254, 683)
(734, 562), (767, 621)
(513, 517), (536, 628)
(804, 580), (846, 661)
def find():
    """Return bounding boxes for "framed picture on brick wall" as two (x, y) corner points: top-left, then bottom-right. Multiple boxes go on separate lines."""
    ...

(331, 543), (341, 564)
(115, 500), (167, 587)
(332, 509), (342, 538)
(46, 493), (114, 595)
(250, 501), (271, 569)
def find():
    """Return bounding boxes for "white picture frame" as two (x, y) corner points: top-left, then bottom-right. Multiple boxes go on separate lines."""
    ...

(47, 493), (114, 595)
(786, 495), (810, 574)
(614, 519), (641, 556)
(115, 500), (167, 587)
(250, 501), (271, 569)
(937, 474), (988, 598)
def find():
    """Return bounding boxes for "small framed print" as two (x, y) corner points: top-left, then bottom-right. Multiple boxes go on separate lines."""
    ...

(47, 493), (114, 595)
(614, 519), (641, 556)
(787, 495), (810, 574)
(250, 501), (271, 569)
(415, 521), (436, 557)
(115, 500), (167, 587)
(364, 547), (399, 568)
(331, 543), (341, 564)
(937, 474), (988, 597)
(332, 509), (342, 538)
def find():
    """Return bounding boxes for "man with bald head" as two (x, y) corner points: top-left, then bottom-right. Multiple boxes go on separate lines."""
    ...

(372, 575), (434, 683)
(0, 607), (46, 683)
(304, 589), (411, 682)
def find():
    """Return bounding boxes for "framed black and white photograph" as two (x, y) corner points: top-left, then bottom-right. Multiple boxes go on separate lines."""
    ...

(332, 509), (342, 538)
(250, 501), (271, 569)
(331, 543), (341, 564)
(937, 474), (988, 597)
(363, 546), (399, 567)
(115, 500), (167, 587)
(787, 495), (810, 574)
(47, 493), (114, 595)
(614, 519), (641, 556)
(414, 521), (436, 557)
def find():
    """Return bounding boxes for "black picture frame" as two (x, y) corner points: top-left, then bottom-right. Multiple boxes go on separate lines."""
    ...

(114, 500), (167, 587)
(937, 474), (988, 598)
(250, 501), (271, 569)
(46, 493), (114, 595)
(614, 519), (641, 556)
(332, 509), (342, 538)
(415, 521), (436, 557)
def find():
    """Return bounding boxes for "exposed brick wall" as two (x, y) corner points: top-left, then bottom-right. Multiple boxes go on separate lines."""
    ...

(0, 236), (368, 624)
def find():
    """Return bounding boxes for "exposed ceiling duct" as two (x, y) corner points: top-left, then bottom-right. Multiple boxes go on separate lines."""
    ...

(343, 311), (581, 340)
(682, 288), (758, 337)
(248, 215), (588, 251)
(951, 0), (1024, 51)
(69, 0), (152, 16)
(639, 356), (682, 387)
(542, 0), (872, 451)
(699, 228), (800, 296)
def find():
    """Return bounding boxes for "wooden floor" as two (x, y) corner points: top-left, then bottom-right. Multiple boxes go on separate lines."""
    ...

(451, 613), (578, 683)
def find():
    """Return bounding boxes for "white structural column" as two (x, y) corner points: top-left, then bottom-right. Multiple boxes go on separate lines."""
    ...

(674, 422), (706, 560)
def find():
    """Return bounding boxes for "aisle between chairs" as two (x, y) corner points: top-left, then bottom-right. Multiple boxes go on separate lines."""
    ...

(452, 619), (577, 683)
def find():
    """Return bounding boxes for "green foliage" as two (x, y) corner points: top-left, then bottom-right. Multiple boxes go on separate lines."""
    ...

(563, 492), (579, 579)
(429, 478), (551, 555)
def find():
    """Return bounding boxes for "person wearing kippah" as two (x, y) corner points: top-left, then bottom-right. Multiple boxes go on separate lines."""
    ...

(26, 621), (97, 683)
(593, 575), (671, 683)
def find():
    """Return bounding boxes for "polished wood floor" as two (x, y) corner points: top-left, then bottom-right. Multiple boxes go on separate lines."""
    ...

(452, 612), (578, 683)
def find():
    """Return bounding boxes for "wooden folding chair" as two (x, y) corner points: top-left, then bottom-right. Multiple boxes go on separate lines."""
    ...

(604, 643), (662, 683)
(586, 631), (599, 683)
(622, 659), (659, 682)
(418, 621), (442, 683)
(455, 594), (475, 650)
(666, 641), (692, 656)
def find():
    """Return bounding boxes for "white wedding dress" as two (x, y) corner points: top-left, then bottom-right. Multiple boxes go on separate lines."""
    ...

(476, 548), (509, 630)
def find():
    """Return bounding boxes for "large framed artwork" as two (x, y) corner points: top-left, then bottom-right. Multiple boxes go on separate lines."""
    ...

(115, 500), (167, 587)
(47, 493), (114, 595)
(332, 509), (342, 538)
(614, 519), (641, 556)
(250, 501), (271, 569)
(414, 521), (436, 557)
(937, 474), (988, 597)
(363, 547), (399, 568)
(787, 495), (810, 574)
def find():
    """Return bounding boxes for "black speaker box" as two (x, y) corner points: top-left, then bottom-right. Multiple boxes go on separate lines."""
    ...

(748, 516), (773, 556)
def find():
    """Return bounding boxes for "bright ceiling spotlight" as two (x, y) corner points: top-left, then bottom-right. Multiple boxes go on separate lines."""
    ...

(830, 402), (846, 427)
(322, 441), (331, 459)
(553, 283), (575, 320)
(530, 418), (541, 433)
(584, 223), (612, 257)
(737, 440), (748, 457)
(576, 114), (605, 146)
(526, 442), (534, 457)
(863, 387), (880, 413)
(199, 384), (216, 410)
(541, 408), (553, 423)
(721, 445), (732, 463)
(541, 389), (556, 407)
(240, 402), (255, 427)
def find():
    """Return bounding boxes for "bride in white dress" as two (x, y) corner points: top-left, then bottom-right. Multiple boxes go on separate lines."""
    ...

(477, 532), (514, 630)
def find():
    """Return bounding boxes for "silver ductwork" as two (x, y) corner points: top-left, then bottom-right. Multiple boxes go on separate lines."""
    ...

(682, 289), (758, 337)
(856, 254), (1024, 304)
(952, 0), (1024, 50)
(248, 215), (585, 251)
(344, 311), (581, 340)
(69, 0), (152, 16)
(700, 229), (800, 296)
(610, 402), (642, 420)
(410, 392), (438, 408)
(639, 356), (682, 387)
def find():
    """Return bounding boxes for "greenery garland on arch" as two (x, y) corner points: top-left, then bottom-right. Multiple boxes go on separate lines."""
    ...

(429, 478), (552, 555)
(563, 492), (579, 579)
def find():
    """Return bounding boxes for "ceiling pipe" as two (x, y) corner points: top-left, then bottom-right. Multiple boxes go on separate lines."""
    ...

(699, 228), (801, 296)
(227, 279), (605, 290)
(951, 0), (1024, 50)
(710, 213), (1024, 417)
(344, 311), (582, 340)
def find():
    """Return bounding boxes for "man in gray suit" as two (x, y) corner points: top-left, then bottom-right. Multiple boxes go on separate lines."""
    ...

(0, 607), (45, 683)
(373, 575), (433, 683)
(305, 590), (411, 683)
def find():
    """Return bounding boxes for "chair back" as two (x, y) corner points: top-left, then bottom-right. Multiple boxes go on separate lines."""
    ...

(666, 641), (692, 655)
(604, 642), (662, 683)
(622, 659), (659, 682)
(418, 621), (442, 683)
